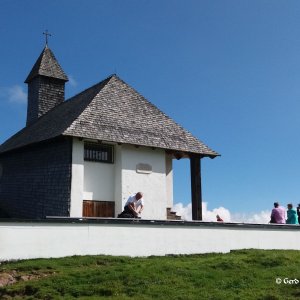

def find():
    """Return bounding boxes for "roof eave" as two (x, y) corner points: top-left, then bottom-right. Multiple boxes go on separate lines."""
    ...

(62, 134), (220, 158)
(24, 73), (69, 84)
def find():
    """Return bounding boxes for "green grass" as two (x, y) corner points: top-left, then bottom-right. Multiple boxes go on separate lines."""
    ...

(1, 250), (300, 299)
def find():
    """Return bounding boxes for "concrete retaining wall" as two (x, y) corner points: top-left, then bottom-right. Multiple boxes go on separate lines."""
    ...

(0, 219), (299, 261)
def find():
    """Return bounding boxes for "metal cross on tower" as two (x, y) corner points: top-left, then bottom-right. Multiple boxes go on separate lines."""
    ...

(43, 30), (52, 46)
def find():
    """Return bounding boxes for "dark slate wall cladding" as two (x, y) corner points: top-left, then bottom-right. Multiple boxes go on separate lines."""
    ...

(26, 79), (39, 126)
(0, 137), (72, 218)
(27, 77), (65, 126)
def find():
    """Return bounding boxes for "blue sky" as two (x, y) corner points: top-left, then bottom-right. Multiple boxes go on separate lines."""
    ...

(1, 0), (300, 220)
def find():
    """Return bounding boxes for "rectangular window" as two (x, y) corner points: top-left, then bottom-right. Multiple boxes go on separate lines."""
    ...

(84, 143), (114, 163)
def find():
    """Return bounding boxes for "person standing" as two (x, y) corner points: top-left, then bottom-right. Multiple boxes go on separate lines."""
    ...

(297, 204), (300, 224)
(270, 202), (285, 224)
(286, 204), (299, 225)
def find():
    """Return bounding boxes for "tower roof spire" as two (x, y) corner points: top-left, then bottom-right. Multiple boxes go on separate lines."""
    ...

(24, 46), (68, 83)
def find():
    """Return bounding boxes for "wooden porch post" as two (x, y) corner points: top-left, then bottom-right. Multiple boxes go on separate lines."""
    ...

(190, 154), (202, 220)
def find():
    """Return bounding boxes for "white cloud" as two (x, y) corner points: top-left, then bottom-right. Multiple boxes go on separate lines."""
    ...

(231, 210), (271, 224)
(0, 85), (27, 104)
(8, 85), (27, 103)
(202, 202), (232, 222)
(172, 203), (193, 221)
(173, 202), (231, 222)
(68, 75), (77, 87)
(172, 202), (271, 224)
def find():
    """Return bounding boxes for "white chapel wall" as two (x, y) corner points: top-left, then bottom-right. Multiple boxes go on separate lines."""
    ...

(120, 145), (168, 220)
(71, 139), (117, 217)
(84, 161), (115, 202)
(71, 140), (172, 219)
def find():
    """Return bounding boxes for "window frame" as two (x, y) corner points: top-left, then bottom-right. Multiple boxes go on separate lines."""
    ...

(84, 142), (114, 164)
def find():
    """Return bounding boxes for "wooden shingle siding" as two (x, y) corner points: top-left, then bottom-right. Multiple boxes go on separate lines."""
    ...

(0, 137), (72, 218)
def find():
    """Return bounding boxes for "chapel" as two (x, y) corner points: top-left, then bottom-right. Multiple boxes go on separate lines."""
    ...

(0, 44), (219, 220)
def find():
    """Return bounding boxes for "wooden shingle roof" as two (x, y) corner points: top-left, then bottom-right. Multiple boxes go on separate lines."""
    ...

(25, 46), (68, 83)
(0, 75), (219, 157)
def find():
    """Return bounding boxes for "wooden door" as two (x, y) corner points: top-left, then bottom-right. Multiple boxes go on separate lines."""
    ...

(83, 200), (115, 217)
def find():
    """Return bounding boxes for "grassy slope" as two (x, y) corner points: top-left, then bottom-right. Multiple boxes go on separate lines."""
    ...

(0, 250), (300, 300)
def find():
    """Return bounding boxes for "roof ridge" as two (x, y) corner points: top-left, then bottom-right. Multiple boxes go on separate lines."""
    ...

(62, 75), (115, 134)
(29, 75), (114, 128)
(63, 76), (219, 157)
(65, 74), (114, 102)
(107, 76), (219, 155)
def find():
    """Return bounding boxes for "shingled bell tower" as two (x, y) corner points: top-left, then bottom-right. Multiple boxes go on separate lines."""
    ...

(25, 45), (68, 126)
